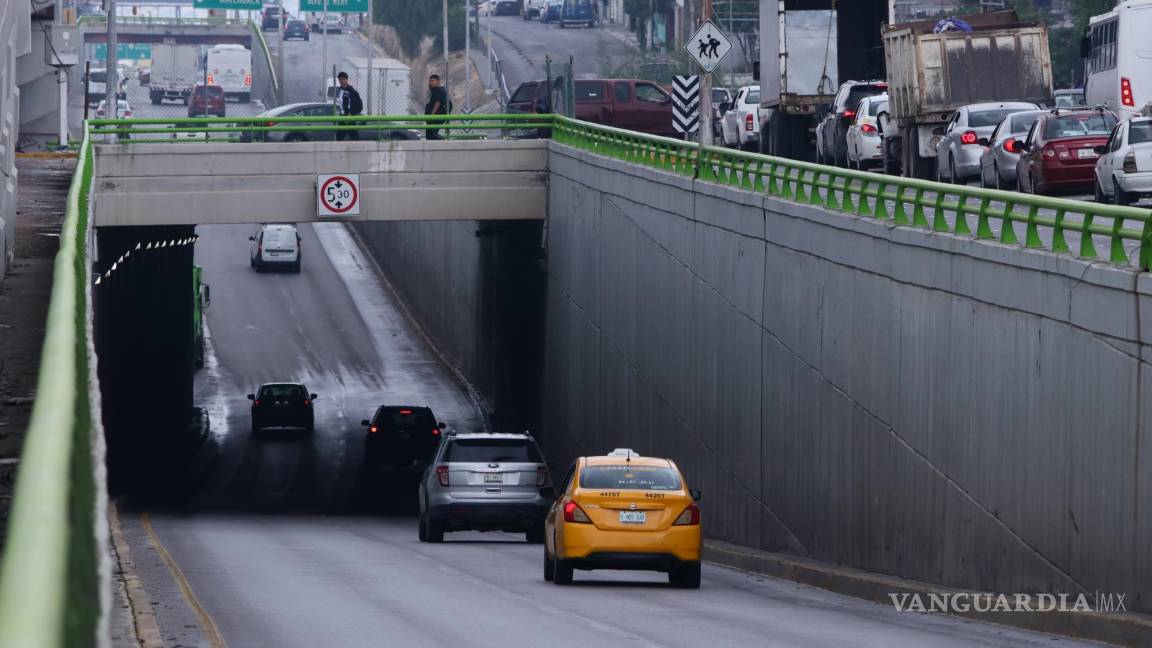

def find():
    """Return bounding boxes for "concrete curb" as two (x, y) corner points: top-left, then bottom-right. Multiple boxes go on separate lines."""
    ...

(108, 503), (163, 648)
(704, 541), (1152, 647)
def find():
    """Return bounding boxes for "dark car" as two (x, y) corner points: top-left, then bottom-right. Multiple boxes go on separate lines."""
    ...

(261, 6), (282, 30)
(188, 84), (226, 117)
(1013, 108), (1118, 195)
(540, 0), (561, 22)
(508, 79), (676, 137)
(494, 0), (521, 15)
(559, 0), (594, 27)
(362, 406), (446, 469)
(248, 383), (316, 434)
(284, 19), (309, 41)
(239, 102), (419, 142)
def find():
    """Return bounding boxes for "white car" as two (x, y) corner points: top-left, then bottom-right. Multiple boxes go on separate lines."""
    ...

(95, 99), (133, 118)
(250, 224), (302, 273)
(720, 85), (760, 150)
(845, 94), (888, 170)
(1094, 116), (1152, 205)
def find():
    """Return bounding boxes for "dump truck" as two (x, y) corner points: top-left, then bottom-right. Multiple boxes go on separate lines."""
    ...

(879, 10), (1053, 177)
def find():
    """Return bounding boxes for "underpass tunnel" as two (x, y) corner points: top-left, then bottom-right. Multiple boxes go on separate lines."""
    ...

(94, 225), (198, 492)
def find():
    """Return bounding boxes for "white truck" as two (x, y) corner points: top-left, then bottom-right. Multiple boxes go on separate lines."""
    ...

(149, 43), (200, 105)
(339, 56), (412, 115)
(205, 44), (253, 102)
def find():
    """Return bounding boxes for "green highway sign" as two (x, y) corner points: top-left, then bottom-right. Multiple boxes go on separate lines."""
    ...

(93, 43), (152, 60)
(299, 0), (368, 13)
(193, 0), (263, 9)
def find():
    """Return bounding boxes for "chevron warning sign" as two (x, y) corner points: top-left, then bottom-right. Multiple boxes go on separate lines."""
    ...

(673, 75), (700, 135)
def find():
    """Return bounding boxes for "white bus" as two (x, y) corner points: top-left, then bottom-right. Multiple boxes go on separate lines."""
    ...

(1084, 0), (1152, 119)
(205, 44), (252, 102)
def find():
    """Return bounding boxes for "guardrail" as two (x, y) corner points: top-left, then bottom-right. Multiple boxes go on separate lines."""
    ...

(551, 116), (1152, 270)
(248, 19), (280, 99)
(0, 132), (100, 647)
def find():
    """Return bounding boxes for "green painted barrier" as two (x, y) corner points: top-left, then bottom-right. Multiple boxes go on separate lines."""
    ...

(0, 131), (99, 647)
(248, 19), (279, 98)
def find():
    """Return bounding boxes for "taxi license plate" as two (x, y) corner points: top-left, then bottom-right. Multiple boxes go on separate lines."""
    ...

(483, 473), (502, 484)
(619, 511), (646, 524)
(1078, 148), (1098, 159)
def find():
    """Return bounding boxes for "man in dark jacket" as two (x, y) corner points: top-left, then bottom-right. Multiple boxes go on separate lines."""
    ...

(424, 74), (449, 140)
(336, 71), (363, 141)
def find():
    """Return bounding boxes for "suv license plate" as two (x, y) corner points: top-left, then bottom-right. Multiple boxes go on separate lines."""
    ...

(619, 511), (646, 524)
(483, 473), (502, 484)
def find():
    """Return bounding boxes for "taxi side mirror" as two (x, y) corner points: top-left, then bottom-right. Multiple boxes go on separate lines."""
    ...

(690, 489), (702, 501)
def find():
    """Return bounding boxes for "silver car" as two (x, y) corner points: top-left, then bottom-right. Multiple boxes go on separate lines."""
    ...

(935, 102), (1039, 184)
(1094, 117), (1152, 205)
(418, 431), (552, 543)
(978, 110), (1044, 189)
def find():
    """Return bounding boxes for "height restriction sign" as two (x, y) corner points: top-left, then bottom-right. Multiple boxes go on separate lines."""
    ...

(317, 174), (360, 216)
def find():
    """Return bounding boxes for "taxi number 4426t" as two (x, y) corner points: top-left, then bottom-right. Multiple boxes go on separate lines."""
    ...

(619, 511), (647, 524)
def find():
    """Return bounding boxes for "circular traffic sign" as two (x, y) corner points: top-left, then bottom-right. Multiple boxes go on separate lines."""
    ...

(319, 175), (359, 214)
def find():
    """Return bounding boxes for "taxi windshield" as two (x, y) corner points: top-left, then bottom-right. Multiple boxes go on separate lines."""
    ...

(580, 465), (681, 490)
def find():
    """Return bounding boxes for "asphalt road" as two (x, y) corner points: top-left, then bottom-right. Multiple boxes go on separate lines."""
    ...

(482, 15), (637, 88)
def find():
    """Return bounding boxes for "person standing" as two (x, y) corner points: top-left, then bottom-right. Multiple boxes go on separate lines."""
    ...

(335, 71), (363, 141)
(425, 74), (449, 140)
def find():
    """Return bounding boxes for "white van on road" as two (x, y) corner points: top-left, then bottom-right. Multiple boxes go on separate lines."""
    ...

(250, 224), (302, 273)
(206, 44), (253, 102)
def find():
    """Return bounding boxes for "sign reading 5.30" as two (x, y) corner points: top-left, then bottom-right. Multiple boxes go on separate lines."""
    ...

(317, 174), (361, 216)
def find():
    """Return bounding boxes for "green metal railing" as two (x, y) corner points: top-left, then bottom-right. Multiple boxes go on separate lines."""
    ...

(248, 19), (279, 98)
(0, 132), (99, 646)
(551, 116), (1152, 270)
(77, 14), (252, 27)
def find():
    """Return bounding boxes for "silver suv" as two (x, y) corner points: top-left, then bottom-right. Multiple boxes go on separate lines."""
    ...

(418, 432), (552, 544)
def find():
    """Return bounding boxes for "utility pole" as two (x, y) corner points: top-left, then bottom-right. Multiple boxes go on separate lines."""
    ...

(699, 0), (711, 146)
(464, 0), (470, 113)
(321, 0), (329, 99)
(367, 0), (374, 113)
(55, 0), (68, 147)
(442, 0), (449, 101)
(106, 0), (118, 120)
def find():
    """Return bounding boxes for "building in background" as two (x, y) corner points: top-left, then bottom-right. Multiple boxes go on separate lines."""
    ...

(1, 0), (33, 281)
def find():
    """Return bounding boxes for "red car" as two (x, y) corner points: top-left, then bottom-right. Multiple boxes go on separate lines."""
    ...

(188, 84), (226, 118)
(1012, 109), (1118, 195)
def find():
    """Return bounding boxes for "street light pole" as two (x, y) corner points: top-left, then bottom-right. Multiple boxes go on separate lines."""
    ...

(322, 0), (329, 99)
(464, 0), (470, 112)
(698, 0), (711, 146)
(367, 0), (374, 113)
(442, 0), (449, 100)
(106, 0), (118, 120)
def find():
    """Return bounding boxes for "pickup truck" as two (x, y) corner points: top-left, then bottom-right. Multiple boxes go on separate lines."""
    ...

(508, 78), (676, 137)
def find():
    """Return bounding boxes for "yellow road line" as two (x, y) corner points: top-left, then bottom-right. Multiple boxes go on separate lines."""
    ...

(140, 512), (228, 648)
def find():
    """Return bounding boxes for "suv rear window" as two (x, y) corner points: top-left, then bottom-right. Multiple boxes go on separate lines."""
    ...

(444, 438), (543, 463)
(579, 465), (681, 490)
(376, 408), (435, 432)
(259, 384), (305, 399)
(194, 86), (225, 99)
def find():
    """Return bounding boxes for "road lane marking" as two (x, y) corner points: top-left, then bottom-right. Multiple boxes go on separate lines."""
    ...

(140, 512), (228, 648)
(109, 504), (164, 648)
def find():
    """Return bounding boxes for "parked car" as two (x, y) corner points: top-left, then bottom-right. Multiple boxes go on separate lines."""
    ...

(1013, 108), (1119, 195)
(261, 6), (282, 31)
(240, 103), (419, 142)
(540, 0), (562, 23)
(284, 19), (309, 41)
(521, 0), (539, 19)
(187, 84), (226, 118)
(95, 99), (133, 118)
(509, 79), (676, 137)
(544, 448), (702, 587)
(934, 102), (1039, 184)
(137, 67), (150, 85)
(720, 85), (760, 150)
(711, 87), (732, 141)
(816, 80), (888, 166)
(318, 14), (343, 33)
(247, 383), (316, 434)
(845, 94), (888, 170)
(418, 431), (552, 543)
(559, 0), (595, 27)
(493, 0), (521, 15)
(977, 110), (1044, 189)
(1094, 116), (1152, 205)
(362, 406), (447, 469)
(249, 223), (302, 272)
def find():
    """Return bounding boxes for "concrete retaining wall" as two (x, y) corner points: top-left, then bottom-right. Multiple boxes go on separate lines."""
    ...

(542, 142), (1152, 612)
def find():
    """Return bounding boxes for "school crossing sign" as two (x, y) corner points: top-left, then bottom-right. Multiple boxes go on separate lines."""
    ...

(686, 21), (732, 73)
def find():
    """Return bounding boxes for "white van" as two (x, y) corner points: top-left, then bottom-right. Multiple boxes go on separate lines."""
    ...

(205, 44), (253, 102)
(249, 224), (301, 273)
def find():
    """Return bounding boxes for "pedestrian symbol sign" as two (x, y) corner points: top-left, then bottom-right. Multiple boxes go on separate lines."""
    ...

(317, 174), (361, 216)
(686, 21), (731, 73)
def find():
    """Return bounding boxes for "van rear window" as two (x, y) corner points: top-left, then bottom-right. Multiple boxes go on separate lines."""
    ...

(579, 465), (681, 490)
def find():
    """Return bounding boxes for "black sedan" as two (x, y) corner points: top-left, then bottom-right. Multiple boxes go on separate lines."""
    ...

(284, 20), (309, 41)
(238, 103), (419, 143)
(248, 383), (316, 434)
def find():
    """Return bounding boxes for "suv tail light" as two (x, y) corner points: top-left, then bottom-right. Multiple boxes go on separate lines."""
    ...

(744, 113), (754, 132)
(1122, 77), (1135, 107)
(563, 500), (591, 523)
(860, 123), (877, 134)
(432, 428), (441, 436)
(673, 503), (700, 526)
(960, 130), (978, 145)
(537, 465), (547, 486)
(1002, 137), (1017, 153)
(369, 425), (378, 433)
(1124, 150), (1138, 173)
(436, 465), (449, 486)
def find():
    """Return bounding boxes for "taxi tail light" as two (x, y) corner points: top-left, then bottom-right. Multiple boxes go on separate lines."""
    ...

(1003, 137), (1017, 153)
(536, 465), (547, 486)
(673, 503), (701, 526)
(563, 500), (591, 523)
(1124, 150), (1138, 173)
(1122, 77), (1135, 107)
(860, 123), (877, 134)
(960, 130), (978, 145)
(436, 465), (450, 486)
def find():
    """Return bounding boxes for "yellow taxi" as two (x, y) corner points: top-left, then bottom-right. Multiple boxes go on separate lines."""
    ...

(543, 449), (702, 588)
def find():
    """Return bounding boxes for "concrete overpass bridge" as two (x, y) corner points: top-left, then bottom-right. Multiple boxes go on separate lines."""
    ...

(78, 15), (255, 47)
(2, 113), (1151, 646)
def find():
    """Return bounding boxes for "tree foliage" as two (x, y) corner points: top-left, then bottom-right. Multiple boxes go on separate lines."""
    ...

(374, 0), (468, 58)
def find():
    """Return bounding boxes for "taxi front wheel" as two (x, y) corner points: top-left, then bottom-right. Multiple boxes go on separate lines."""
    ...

(669, 563), (701, 589)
